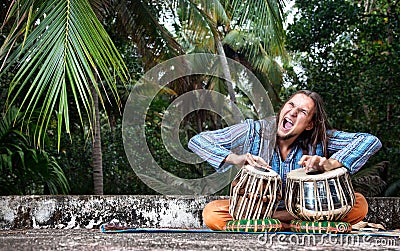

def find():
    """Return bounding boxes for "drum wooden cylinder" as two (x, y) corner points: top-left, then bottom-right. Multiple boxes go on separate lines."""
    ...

(285, 167), (355, 221)
(229, 165), (282, 220)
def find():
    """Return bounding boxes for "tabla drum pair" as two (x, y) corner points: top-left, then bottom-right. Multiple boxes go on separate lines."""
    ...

(227, 164), (355, 232)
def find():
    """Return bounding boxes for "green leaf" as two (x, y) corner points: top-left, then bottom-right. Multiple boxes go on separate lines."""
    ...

(1, 0), (128, 149)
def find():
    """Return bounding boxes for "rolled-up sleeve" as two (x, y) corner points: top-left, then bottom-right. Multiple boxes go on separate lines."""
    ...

(188, 120), (254, 172)
(328, 130), (382, 174)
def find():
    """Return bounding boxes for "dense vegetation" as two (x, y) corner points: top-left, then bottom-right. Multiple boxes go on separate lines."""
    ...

(0, 0), (399, 196)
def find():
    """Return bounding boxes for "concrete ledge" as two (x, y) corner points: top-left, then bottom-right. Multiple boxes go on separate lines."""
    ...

(0, 195), (224, 230)
(0, 195), (399, 230)
(365, 197), (400, 230)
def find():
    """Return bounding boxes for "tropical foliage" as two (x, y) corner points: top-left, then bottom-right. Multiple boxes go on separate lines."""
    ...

(0, 107), (69, 195)
(1, 0), (398, 197)
(0, 0), (128, 149)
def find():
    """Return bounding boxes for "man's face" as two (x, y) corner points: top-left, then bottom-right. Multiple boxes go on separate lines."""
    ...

(277, 93), (315, 141)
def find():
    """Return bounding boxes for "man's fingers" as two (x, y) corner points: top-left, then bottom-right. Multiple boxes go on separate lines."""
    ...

(319, 157), (327, 166)
(298, 155), (307, 164)
(298, 155), (311, 166)
(245, 153), (269, 168)
(300, 155), (334, 173)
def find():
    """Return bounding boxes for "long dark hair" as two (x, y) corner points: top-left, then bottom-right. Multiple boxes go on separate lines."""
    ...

(277, 90), (332, 157)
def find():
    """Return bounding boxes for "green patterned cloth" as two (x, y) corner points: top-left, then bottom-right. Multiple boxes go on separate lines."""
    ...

(225, 218), (282, 232)
(290, 219), (352, 234)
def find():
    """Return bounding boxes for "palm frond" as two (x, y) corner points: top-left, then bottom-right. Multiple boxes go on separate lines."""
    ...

(177, 0), (229, 53)
(1, 0), (128, 148)
(0, 106), (18, 139)
(223, 0), (287, 59)
(0, 105), (70, 195)
(31, 150), (70, 194)
(223, 29), (283, 107)
(88, 0), (111, 20)
(180, 0), (229, 25)
(115, 0), (184, 69)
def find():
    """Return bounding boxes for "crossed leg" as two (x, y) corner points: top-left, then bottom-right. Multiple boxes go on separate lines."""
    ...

(202, 193), (368, 230)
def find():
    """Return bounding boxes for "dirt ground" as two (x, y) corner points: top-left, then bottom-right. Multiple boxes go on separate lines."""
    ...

(0, 228), (399, 251)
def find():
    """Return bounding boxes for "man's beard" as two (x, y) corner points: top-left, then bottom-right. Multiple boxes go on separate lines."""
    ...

(277, 132), (297, 141)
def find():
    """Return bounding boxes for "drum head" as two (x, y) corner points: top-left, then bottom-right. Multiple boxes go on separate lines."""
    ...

(287, 167), (348, 181)
(242, 165), (279, 178)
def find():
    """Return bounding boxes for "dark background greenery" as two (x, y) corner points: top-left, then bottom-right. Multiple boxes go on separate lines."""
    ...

(1, 0), (399, 196)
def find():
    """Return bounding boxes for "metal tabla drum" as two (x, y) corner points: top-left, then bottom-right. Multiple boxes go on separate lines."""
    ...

(229, 165), (282, 220)
(285, 167), (355, 221)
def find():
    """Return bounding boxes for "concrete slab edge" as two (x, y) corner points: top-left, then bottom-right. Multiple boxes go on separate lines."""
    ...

(0, 195), (398, 230)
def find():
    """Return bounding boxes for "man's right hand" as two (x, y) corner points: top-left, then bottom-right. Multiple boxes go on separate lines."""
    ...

(225, 153), (271, 169)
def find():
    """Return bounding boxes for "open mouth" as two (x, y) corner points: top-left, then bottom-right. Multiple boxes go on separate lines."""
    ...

(283, 118), (293, 130)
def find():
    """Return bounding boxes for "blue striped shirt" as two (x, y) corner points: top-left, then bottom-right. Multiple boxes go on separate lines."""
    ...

(188, 119), (382, 186)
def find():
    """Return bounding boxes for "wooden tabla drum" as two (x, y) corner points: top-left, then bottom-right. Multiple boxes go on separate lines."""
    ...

(285, 167), (355, 221)
(229, 165), (282, 220)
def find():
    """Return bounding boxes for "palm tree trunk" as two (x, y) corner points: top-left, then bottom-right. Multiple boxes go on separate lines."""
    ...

(216, 40), (236, 103)
(216, 40), (241, 122)
(91, 84), (103, 195)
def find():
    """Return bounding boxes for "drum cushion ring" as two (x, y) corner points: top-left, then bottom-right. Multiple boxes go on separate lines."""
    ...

(290, 219), (352, 234)
(225, 218), (282, 232)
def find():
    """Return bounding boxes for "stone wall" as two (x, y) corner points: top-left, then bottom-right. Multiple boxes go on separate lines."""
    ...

(365, 197), (400, 230)
(0, 195), (398, 230)
(0, 195), (218, 230)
